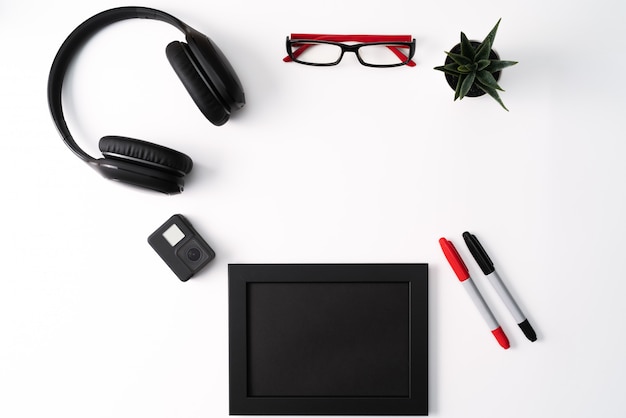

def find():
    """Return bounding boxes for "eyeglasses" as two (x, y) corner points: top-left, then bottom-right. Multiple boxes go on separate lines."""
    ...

(284, 34), (416, 68)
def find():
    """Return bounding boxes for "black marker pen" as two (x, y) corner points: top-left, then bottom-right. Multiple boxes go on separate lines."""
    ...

(463, 232), (537, 342)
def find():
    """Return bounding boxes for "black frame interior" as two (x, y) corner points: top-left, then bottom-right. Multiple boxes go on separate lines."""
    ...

(228, 263), (428, 415)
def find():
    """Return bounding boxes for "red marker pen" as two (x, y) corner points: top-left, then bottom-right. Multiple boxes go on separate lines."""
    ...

(439, 237), (510, 349)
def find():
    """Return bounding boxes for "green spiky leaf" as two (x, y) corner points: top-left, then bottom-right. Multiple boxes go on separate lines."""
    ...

(477, 60), (490, 71)
(474, 19), (500, 62)
(486, 60), (518, 73)
(474, 38), (492, 61)
(434, 63), (462, 76)
(454, 74), (465, 101)
(476, 70), (502, 91)
(460, 32), (475, 60)
(475, 81), (509, 111)
(444, 51), (472, 66)
(482, 18), (501, 49)
(458, 72), (476, 99)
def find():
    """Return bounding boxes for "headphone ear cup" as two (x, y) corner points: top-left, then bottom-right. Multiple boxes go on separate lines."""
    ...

(166, 41), (230, 126)
(99, 136), (193, 175)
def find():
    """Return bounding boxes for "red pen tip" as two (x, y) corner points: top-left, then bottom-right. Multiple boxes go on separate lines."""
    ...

(491, 327), (510, 349)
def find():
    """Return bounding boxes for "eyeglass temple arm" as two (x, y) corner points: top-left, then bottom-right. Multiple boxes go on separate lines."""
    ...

(283, 41), (310, 62)
(291, 34), (412, 42)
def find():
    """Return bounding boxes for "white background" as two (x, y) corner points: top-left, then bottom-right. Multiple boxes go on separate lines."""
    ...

(1, 0), (625, 417)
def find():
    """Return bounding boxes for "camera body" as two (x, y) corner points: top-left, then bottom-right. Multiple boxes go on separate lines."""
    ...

(148, 214), (215, 281)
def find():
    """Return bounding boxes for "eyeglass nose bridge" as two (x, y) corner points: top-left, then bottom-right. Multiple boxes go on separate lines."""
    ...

(341, 44), (366, 64)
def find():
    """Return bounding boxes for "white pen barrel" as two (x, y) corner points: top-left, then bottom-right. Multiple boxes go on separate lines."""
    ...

(486, 271), (525, 323)
(461, 278), (498, 331)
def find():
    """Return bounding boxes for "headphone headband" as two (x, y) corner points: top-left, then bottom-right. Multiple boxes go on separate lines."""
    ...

(47, 7), (191, 162)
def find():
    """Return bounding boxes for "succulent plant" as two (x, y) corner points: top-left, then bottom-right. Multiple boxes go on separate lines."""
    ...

(434, 19), (517, 110)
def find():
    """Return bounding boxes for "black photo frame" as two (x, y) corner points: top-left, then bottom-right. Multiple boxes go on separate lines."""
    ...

(228, 263), (428, 415)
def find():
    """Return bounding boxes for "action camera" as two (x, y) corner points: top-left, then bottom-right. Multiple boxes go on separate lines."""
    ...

(148, 214), (215, 281)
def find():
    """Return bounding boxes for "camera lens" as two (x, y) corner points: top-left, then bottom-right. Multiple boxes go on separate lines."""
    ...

(187, 247), (201, 262)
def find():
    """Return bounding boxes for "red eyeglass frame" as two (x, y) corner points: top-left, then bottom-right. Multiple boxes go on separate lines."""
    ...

(283, 33), (417, 67)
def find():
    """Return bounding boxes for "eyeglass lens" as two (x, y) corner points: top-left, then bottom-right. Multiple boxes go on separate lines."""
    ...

(358, 44), (410, 66)
(292, 42), (343, 65)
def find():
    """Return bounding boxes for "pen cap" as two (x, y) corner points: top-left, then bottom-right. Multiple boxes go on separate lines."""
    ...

(439, 238), (470, 281)
(462, 232), (495, 275)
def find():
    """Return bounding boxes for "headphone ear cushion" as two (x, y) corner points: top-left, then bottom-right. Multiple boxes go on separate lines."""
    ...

(99, 136), (193, 175)
(166, 41), (230, 126)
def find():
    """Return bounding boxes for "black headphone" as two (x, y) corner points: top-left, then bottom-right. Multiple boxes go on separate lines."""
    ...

(47, 7), (245, 194)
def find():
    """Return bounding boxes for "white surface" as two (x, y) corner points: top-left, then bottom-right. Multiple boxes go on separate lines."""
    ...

(1, 0), (625, 417)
